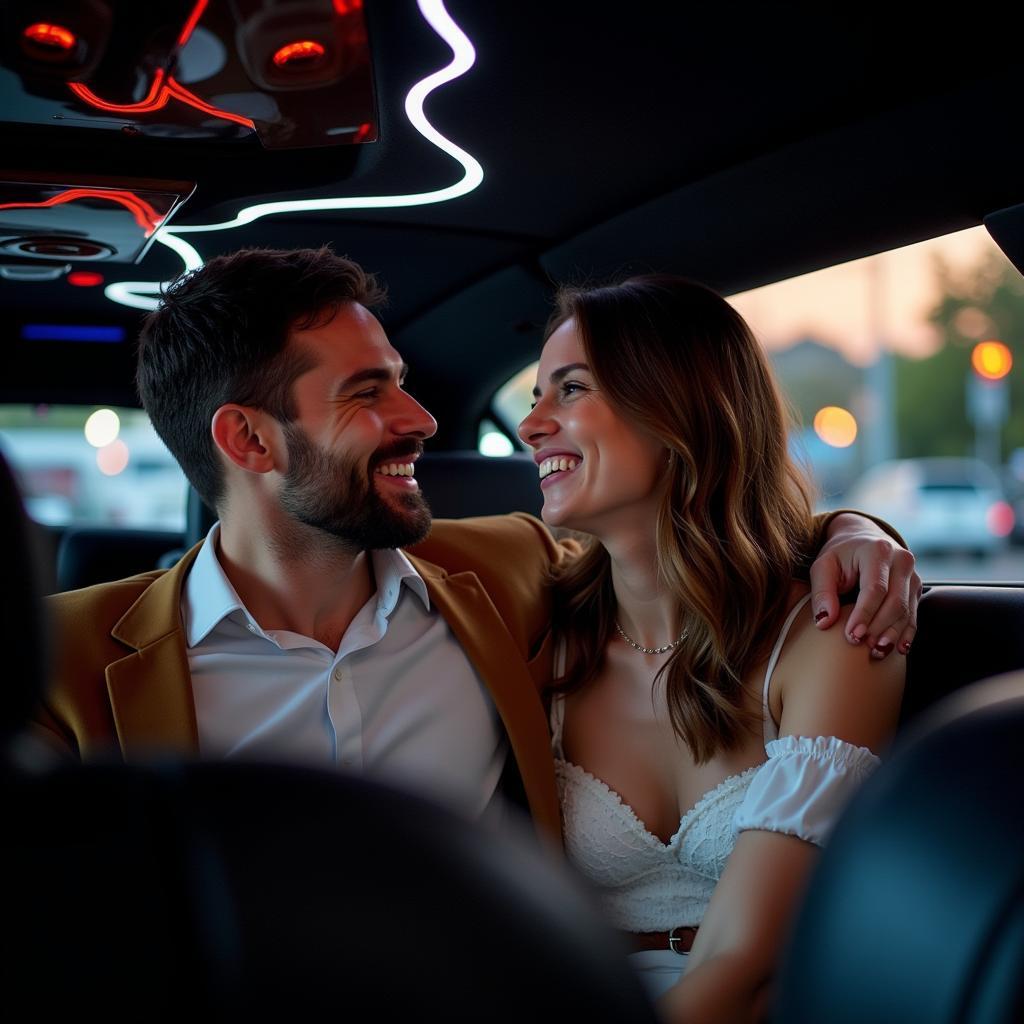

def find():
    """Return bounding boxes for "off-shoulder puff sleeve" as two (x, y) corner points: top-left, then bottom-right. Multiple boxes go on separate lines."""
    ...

(733, 735), (881, 846)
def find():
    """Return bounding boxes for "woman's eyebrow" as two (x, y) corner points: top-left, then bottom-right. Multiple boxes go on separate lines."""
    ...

(532, 362), (590, 399)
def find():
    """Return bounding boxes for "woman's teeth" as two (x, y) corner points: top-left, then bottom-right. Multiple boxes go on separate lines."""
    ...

(538, 457), (579, 480)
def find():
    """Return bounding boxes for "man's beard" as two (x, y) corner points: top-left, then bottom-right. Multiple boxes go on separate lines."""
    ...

(278, 425), (431, 550)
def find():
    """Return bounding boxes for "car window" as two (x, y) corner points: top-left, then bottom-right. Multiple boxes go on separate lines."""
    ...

(0, 405), (187, 530)
(488, 225), (1024, 581)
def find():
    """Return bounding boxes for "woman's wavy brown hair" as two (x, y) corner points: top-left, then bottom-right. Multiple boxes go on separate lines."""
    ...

(549, 274), (816, 763)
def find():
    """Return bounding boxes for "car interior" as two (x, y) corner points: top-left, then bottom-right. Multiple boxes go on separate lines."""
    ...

(2, 1), (1024, 1019)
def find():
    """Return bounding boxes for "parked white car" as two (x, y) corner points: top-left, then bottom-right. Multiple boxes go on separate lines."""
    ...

(843, 457), (1014, 556)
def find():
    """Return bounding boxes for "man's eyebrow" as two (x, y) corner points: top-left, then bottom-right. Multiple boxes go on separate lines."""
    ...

(334, 362), (409, 394)
(532, 362), (590, 399)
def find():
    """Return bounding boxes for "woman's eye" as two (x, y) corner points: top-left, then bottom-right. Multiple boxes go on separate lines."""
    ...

(561, 380), (585, 397)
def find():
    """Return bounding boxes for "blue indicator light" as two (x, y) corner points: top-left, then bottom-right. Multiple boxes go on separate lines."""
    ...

(21, 324), (126, 343)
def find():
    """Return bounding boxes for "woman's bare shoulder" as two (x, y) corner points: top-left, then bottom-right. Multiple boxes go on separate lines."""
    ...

(773, 585), (905, 753)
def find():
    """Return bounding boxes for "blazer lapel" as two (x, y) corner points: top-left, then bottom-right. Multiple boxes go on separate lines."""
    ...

(414, 557), (562, 846)
(105, 543), (203, 758)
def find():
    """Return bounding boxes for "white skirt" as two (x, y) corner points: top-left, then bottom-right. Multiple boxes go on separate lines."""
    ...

(629, 949), (689, 1001)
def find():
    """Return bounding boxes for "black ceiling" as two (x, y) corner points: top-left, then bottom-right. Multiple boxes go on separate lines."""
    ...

(2, 1), (1023, 446)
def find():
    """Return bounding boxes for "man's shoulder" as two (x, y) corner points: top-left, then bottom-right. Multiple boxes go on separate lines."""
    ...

(48, 568), (167, 620)
(46, 569), (168, 638)
(407, 513), (561, 576)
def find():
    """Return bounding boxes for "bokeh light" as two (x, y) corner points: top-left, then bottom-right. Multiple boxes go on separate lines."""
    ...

(96, 439), (130, 476)
(84, 408), (120, 448)
(479, 430), (514, 457)
(971, 340), (1012, 380)
(813, 406), (858, 448)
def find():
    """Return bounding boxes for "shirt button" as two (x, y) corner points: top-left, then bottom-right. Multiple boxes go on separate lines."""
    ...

(247, 623), (257, 633)
(332, 666), (344, 682)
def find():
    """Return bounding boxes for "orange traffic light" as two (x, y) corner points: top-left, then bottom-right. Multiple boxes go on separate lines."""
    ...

(971, 340), (1012, 380)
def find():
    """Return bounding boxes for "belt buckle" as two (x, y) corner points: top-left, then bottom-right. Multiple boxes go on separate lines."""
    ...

(668, 926), (689, 955)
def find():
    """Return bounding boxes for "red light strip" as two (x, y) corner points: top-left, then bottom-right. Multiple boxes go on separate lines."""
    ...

(69, 68), (168, 113)
(176, 0), (209, 47)
(164, 78), (256, 129)
(0, 188), (167, 236)
(65, 1), (255, 132)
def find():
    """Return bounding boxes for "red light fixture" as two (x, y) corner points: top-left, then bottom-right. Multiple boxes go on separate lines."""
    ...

(272, 40), (327, 69)
(67, 271), (105, 288)
(64, 0), (256, 132)
(0, 188), (167, 237)
(23, 23), (77, 52)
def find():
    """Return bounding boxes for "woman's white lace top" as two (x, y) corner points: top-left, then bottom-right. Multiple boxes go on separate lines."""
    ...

(550, 594), (881, 932)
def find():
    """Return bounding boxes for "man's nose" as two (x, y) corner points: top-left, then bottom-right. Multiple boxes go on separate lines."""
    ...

(393, 391), (438, 438)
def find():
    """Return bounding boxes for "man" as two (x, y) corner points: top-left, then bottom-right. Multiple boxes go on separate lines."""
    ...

(35, 247), (919, 844)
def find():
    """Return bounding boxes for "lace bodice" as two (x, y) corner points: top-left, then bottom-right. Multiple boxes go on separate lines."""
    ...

(551, 595), (880, 932)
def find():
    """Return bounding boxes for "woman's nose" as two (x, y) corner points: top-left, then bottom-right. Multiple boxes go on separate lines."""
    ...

(517, 403), (554, 447)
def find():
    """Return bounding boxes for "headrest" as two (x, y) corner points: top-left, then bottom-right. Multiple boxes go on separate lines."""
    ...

(416, 451), (542, 520)
(0, 451), (49, 743)
(773, 673), (1024, 1023)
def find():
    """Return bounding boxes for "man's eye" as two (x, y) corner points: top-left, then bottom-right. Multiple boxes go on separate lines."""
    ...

(353, 387), (379, 399)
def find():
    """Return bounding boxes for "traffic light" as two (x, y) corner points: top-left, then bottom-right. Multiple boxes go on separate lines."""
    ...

(971, 340), (1013, 380)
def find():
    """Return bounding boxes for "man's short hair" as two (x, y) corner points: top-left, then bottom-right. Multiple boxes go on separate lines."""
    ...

(136, 246), (386, 511)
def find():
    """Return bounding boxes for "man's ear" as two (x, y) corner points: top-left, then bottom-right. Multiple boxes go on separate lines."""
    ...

(210, 404), (281, 474)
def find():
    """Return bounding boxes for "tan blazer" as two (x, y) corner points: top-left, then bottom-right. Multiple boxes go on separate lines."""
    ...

(36, 514), (577, 844)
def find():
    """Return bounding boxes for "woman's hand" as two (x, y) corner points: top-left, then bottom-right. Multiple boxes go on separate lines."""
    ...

(809, 512), (921, 659)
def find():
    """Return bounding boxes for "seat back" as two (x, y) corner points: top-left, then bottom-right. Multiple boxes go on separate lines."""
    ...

(0, 451), (48, 743)
(56, 526), (183, 591)
(4, 759), (657, 1021)
(773, 673), (1024, 1023)
(903, 584), (1024, 726)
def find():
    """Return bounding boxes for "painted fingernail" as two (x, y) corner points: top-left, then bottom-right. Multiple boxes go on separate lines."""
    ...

(899, 640), (912, 654)
(814, 610), (828, 624)
(852, 624), (867, 640)
(871, 638), (893, 659)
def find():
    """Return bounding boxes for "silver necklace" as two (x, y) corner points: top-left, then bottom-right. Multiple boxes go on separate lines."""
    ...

(614, 621), (688, 655)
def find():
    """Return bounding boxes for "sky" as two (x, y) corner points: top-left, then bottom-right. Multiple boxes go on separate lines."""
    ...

(729, 226), (1009, 367)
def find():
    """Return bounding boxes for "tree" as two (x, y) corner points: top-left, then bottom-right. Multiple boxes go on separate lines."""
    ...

(895, 251), (1024, 461)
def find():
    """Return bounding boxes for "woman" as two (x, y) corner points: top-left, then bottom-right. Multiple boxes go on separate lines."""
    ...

(517, 276), (905, 1022)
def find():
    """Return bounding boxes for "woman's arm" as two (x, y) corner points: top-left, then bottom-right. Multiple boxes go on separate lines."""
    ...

(659, 605), (905, 1024)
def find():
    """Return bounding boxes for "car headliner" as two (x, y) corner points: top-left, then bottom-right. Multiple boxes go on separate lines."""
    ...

(2, 2), (1023, 446)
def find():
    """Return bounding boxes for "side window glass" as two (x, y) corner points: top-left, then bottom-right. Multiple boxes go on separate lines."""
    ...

(488, 226), (1024, 580)
(0, 405), (187, 530)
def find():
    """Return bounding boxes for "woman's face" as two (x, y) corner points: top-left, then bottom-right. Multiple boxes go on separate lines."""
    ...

(517, 318), (666, 534)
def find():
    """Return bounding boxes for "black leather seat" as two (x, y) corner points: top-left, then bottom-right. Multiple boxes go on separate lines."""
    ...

(904, 585), (1024, 726)
(56, 525), (183, 591)
(773, 673), (1024, 1023)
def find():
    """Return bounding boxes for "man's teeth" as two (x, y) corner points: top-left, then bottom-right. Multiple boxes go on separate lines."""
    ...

(375, 462), (416, 477)
(538, 457), (579, 480)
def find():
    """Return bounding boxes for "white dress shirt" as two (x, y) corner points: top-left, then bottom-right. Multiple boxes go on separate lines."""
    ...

(182, 524), (508, 823)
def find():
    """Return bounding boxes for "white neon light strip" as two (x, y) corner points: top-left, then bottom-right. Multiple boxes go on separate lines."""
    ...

(105, 0), (482, 311)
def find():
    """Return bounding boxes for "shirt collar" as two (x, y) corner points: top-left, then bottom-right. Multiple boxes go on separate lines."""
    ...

(370, 546), (430, 615)
(182, 522), (254, 647)
(182, 524), (430, 647)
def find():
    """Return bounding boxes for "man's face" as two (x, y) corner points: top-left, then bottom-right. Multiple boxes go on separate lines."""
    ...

(277, 302), (437, 550)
